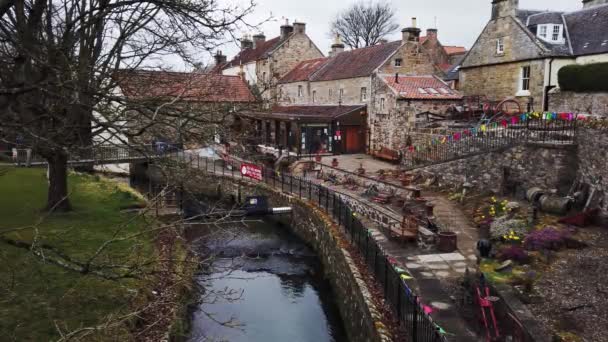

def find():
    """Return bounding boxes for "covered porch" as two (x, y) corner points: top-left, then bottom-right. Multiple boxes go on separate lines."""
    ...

(244, 105), (368, 157)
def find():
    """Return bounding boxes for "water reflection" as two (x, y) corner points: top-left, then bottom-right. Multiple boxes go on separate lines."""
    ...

(188, 220), (348, 342)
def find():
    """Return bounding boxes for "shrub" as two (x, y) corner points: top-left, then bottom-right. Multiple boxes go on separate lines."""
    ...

(558, 62), (608, 92)
(497, 245), (530, 264)
(523, 227), (570, 251)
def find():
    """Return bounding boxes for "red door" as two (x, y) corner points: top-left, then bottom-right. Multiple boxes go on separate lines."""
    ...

(344, 126), (363, 154)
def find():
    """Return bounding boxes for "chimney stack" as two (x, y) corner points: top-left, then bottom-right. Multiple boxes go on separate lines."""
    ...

(491, 0), (519, 20)
(214, 51), (227, 66)
(241, 34), (253, 50)
(582, 0), (608, 8)
(329, 34), (345, 57)
(253, 33), (266, 48)
(402, 17), (421, 43)
(426, 28), (438, 41)
(293, 21), (306, 34)
(280, 19), (294, 40)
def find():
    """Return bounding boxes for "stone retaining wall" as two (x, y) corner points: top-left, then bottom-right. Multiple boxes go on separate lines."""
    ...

(576, 128), (608, 214)
(548, 89), (608, 117)
(412, 143), (578, 196)
(187, 174), (393, 342)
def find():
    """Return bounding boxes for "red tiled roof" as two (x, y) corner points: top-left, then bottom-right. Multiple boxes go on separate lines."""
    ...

(444, 46), (466, 55)
(311, 41), (402, 81)
(279, 57), (331, 83)
(115, 70), (255, 102)
(224, 37), (282, 69)
(383, 75), (462, 100)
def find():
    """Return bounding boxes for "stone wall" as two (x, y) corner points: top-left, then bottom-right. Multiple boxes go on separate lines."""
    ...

(188, 174), (392, 342)
(548, 89), (608, 117)
(411, 143), (578, 195)
(278, 77), (371, 106)
(576, 127), (608, 213)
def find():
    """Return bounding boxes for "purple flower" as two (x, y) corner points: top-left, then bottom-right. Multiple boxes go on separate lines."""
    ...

(523, 227), (570, 251)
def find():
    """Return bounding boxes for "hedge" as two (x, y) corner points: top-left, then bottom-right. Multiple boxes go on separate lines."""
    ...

(558, 62), (608, 92)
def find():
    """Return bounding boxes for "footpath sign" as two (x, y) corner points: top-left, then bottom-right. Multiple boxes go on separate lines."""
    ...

(240, 163), (263, 181)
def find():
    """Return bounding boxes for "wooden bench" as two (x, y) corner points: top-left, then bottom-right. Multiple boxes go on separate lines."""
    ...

(372, 146), (400, 163)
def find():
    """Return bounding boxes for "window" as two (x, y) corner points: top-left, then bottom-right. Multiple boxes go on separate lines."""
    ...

(552, 25), (561, 41)
(539, 25), (547, 39)
(496, 38), (504, 54)
(298, 85), (303, 97)
(339, 88), (344, 101)
(312, 90), (317, 103)
(262, 72), (266, 83)
(329, 89), (333, 97)
(380, 98), (386, 111)
(279, 87), (283, 99)
(520, 66), (531, 92)
(394, 58), (402, 67)
(360, 87), (367, 101)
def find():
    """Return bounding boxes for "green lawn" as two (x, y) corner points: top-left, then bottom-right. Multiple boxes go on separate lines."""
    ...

(0, 167), (157, 341)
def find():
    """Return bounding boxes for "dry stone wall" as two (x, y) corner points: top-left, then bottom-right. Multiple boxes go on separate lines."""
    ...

(577, 127), (608, 214)
(548, 89), (608, 117)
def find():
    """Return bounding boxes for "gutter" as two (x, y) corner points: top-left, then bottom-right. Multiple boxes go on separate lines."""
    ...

(543, 58), (556, 111)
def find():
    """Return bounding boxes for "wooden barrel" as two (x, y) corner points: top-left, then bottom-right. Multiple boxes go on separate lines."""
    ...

(526, 187), (545, 203)
(437, 231), (457, 253)
(539, 195), (572, 215)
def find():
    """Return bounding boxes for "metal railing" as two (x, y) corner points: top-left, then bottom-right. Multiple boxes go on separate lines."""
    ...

(403, 118), (577, 170)
(181, 152), (448, 342)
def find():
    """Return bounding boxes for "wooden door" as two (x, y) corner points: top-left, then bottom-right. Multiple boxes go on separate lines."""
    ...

(344, 126), (363, 154)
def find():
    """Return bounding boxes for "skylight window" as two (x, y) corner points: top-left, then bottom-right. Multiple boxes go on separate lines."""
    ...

(417, 88), (428, 94)
(427, 88), (439, 94)
(439, 88), (450, 94)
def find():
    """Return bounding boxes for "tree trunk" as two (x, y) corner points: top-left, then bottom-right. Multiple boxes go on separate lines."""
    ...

(46, 153), (71, 212)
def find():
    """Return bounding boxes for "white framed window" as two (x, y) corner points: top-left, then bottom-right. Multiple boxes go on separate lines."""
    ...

(329, 89), (332, 97)
(312, 90), (317, 103)
(380, 98), (386, 111)
(519, 66), (531, 93)
(339, 88), (344, 101)
(539, 25), (547, 39)
(298, 85), (303, 97)
(496, 38), (504, 54)
(394, 58), (402, 67)
(360, 87), (367, 101)
(552, 25), (561, 41)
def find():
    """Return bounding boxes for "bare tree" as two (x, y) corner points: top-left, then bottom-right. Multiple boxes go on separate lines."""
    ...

(330, 1), (399, 49)
(0, 0), (257, 212)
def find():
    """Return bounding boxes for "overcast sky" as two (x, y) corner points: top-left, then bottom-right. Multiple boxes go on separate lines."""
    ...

(175, 0), (583, 70)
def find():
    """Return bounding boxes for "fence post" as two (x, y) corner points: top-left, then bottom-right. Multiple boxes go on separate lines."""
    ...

(308, 180), (312, 200)
(412, 296), (418, 341)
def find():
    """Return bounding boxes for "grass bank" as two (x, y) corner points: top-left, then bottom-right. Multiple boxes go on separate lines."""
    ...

(0, 167), (190, 341)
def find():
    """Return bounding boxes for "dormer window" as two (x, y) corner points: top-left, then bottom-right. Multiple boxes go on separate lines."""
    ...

(537, 24), (564, 44)
(394, 58), (402, 67)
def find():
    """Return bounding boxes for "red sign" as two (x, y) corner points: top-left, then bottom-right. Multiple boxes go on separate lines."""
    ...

(240, 163), (263, 181)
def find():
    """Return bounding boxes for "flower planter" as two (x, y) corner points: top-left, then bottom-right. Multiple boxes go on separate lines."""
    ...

(437, 231), (458, 253)
(331, 158), (339, 167)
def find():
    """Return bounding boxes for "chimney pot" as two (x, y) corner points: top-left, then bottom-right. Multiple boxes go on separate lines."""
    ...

(280, 19), (294, 40)
(253, 33), (266, 48)
(293, 22), (306, 34)
(330, 34), (345, 57)
(214, 51), (227, 66)
(241, 35), (253, 50)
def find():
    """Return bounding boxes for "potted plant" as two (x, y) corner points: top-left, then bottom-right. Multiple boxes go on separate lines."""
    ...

(356, 163), (365, 175)
(331, 157), (339, 167)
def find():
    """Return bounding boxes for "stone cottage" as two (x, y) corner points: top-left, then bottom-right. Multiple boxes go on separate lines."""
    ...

(460, 0), (608, 112)
(264, 19), (464, 155)
(372, 75), (463, 149)
(221, 20), (324, 101)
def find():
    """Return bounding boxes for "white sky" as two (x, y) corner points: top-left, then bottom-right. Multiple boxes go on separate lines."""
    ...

(170, 0), (583, 70)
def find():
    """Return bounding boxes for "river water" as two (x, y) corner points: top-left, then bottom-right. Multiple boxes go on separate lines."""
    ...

(186, 218), (348, 342)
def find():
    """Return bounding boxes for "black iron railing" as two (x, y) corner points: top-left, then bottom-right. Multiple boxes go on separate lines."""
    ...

(403, 118), (577, 170)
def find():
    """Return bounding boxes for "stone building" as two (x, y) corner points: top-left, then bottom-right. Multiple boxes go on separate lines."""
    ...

(372, 75), (463, 149)
(111, 70), (256, 147)
(264, 19), (465, 154)
(221, 21), (324, 101)
(460, 0), (608, 112)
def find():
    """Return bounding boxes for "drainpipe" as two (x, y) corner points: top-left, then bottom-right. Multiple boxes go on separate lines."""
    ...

(543, 58), (555, 112)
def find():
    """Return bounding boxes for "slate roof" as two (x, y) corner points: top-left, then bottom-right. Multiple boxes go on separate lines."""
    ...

(444, 55), (466, 81)
(564, 4), (608, 55)
(515, 4), (608, 57)
(382, 75), (462, 100)
(310, 41), (402, 81)
(224, 37), (282, 69)
(115, 70), (255, 103)
(278, 57), (330, 83)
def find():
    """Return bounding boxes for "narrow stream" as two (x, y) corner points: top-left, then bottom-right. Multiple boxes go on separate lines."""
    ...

(186, 218), (348, 342)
